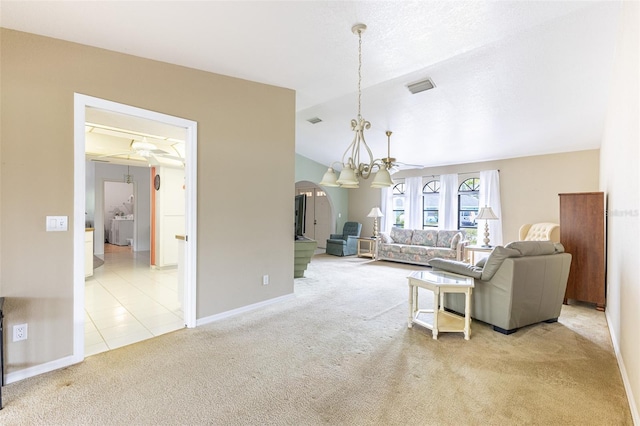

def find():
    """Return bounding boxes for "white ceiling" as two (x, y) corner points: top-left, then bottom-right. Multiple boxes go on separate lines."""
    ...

(1, 1), (622, 170)
(84, 107), (186, 168)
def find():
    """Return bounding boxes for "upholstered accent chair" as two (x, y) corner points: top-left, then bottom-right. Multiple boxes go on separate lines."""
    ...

(519, 222), (560, 243)
(430, 241), (571, 334)
(326, 222), (362, 256)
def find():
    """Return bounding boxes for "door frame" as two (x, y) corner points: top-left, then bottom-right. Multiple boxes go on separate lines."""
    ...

(73, 93), (198, 362)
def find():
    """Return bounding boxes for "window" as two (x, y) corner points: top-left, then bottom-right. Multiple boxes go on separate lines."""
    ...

(422, 180), (440, 228)
(392, 183), (405, 228)
(458, 178), (479, 242)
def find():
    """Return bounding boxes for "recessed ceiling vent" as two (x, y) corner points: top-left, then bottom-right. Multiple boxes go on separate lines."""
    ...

(407, 78), (436, 95)
(307, 117), (323, 124)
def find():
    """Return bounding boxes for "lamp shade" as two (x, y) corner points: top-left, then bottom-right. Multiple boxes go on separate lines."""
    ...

(319, 168), (339, 187)
(336, 166), (359, 186)
(370, 168), (394, 188)
(477, 206), (498, 220)
(367, 207), (384, 218)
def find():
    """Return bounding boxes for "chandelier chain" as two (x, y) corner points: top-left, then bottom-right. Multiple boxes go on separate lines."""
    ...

(357, 28), (362, 120)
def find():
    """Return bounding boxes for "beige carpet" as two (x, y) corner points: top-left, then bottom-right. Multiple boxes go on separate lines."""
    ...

(1, 254), (632, 425)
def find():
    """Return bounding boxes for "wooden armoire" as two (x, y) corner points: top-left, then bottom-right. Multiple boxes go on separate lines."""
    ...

(558, 192), (606, 310)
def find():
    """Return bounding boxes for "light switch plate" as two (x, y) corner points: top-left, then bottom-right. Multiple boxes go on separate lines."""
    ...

(46, 216), (68, 232)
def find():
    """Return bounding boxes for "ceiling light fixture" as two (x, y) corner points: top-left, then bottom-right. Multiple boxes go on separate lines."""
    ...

(319, 23), (394, 189)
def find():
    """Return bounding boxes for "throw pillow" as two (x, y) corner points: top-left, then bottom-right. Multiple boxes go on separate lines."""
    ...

(481, 246), (521, 281)
(429, 258), (483, 279)
(379, 232), (392, 244)
(450, 232), (463, 250)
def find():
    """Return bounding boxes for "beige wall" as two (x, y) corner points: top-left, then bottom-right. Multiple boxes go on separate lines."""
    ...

(0, 29), (295, 375)
(599, 1), (639, 420)
(351, 150), (600, 242)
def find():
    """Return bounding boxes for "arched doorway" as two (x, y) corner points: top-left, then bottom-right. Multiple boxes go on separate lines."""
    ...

(295, 181), (332, 248)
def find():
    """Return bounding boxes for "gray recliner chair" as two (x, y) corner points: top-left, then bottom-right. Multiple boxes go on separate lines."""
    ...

(326, 222), (362, 256)
(429, 241), (572, 334)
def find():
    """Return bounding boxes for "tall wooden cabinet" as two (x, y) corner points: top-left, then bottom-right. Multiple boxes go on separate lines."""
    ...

(559, 192), (606, 310)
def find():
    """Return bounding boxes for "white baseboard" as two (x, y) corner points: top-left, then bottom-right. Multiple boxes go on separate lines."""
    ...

(196, 293), (295, 327)
(4, 295), (294, 385)
(5, 355), (80, 385)
(606, 310), (639, 424)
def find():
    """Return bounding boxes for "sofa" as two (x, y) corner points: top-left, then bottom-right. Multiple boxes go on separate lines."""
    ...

(429, 240), (572, 334)
(377, 228), (467, 266)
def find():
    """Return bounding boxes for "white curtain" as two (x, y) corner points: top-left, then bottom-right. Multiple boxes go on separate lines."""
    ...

(438, 174), (458, 230)
(479, 170), (503, 246)
(405, 176), (423, 230)
(380, 186), (394, 234)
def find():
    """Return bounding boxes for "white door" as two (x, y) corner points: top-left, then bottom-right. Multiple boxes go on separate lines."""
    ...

(313, 189), (331, 248)
(296, 185), (331, 249)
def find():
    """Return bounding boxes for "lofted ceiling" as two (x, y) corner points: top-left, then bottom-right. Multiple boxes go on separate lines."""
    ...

(1, 1), (623, 170)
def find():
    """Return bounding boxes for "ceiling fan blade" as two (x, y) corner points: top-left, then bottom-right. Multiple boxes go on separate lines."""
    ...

(96, 151), (134, 158)
(394, 161), (424, 170)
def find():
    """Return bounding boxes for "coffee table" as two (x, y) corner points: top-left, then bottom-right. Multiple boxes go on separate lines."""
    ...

(407, 270), (474, 340)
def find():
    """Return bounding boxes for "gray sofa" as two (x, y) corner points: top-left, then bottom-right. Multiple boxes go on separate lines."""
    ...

(377, 228), (466, 266)
(429, 241), (572, 334)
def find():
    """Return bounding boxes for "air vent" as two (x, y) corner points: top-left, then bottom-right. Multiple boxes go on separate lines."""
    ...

(407, 78), (436, 95)
(307, 117), (323, 124)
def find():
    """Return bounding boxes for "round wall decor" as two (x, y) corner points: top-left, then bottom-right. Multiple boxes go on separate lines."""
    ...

(154, 174), (161, 190)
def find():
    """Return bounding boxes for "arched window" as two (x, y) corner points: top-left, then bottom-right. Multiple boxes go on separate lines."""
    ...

(392, 183), (405, 228)
(422, 180), (440, 228)
(458, 178), (479, 237)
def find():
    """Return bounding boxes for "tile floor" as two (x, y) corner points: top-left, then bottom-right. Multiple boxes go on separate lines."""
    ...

(85, 244), (184, 356)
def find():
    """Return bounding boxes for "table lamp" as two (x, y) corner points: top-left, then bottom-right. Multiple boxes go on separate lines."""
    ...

(476, 206), (498, 247)
(367, 207), (384, 238)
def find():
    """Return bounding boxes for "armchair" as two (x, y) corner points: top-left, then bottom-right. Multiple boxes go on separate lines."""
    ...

(429, 241), (571, 334)
(326, 222), (362, 256)
(519, 222), (560, 243)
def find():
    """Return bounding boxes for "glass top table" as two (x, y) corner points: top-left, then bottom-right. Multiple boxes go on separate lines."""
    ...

(407, 270), (474, 340)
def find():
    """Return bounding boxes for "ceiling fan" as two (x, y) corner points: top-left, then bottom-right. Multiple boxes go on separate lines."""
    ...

(95, 137), (185, 166)
(381, 131), (424, 175)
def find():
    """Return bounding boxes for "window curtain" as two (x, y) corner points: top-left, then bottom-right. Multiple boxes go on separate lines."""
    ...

(380, 186), (393, 234)
(405, 176), (423, 230)
(438, 174), (458, 230)
(478, 170), (503, 246)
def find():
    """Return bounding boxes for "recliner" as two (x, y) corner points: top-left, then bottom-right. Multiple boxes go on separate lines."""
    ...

(326, 222), (362, 256)
(430, 241), (571, 334)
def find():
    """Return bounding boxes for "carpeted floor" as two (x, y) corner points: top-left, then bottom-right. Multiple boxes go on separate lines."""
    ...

(1, 254), (633, 425)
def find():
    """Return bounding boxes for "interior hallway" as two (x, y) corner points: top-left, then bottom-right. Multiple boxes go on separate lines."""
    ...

(85, 243), (185, 356)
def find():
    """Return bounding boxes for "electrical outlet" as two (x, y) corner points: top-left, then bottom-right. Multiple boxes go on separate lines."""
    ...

(262, 275), (269, 285)
(13, 323), (28, 342)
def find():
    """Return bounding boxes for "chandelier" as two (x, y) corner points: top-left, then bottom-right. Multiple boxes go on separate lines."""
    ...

(319, 24), (394, 189)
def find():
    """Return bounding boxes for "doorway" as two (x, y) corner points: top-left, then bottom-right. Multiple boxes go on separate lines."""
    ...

(74, 94), (198, 362)
(295, 181), (331, 249)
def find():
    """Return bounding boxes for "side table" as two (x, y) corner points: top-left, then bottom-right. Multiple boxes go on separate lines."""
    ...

(464, 244), (493, 264)
(357, 237), (377, 259)
(407, 270), (474, 340)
